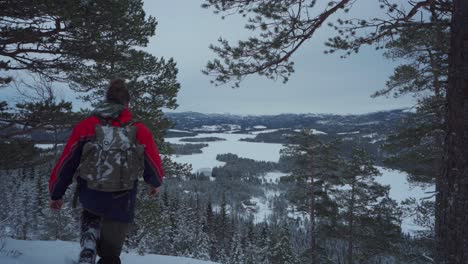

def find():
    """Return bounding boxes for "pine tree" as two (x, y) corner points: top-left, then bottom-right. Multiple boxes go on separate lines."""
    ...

(243, 220), (261, 264)
(204, 200), (218, 260)
(152, 190), (177, 256)
(215, 194), (231, 258)
(257, 223), (271, 264)
(281, 130), (343, 262)
(269, 222), (296, 264)
(335, 147), (401, 263)
(228, 233), (245, 264)
(0, 0), (153, 85)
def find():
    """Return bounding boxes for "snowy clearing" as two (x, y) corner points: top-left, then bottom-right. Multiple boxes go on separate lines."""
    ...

(362, 133), (379, 138)
(0, 238), (217, 264)
(249, 128), (289, 135)
(168, 129), (193, 133)
(336, 131), (360, 135)
(293, 129), (327, 135)
(250, 196), (271, 223)
(261, 171), (287, 184)
(34, 144), (56, 149)
(192, 124), (241, 132)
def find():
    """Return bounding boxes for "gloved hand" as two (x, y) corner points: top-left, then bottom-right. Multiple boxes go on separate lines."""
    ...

(149, 187), (159, 197)
(50, 199), (63, 210)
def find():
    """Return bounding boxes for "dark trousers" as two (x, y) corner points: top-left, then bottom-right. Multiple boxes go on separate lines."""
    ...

(81, 210), (130, 263)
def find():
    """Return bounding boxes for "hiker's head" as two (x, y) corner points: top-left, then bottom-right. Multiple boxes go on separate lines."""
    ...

(106, 78), (130, 106)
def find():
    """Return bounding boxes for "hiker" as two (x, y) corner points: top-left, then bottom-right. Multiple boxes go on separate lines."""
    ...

(48, 79), (164, 264)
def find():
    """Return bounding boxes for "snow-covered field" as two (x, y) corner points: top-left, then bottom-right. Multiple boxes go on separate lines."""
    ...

(0, 238), (217, 264)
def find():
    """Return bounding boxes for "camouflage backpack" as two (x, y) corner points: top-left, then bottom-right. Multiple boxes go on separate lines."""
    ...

(77, 118), (145, 192)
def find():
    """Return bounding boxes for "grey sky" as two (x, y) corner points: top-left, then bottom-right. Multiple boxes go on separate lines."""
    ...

(143, 0), (416, 115)
(1, 0), (417, 115)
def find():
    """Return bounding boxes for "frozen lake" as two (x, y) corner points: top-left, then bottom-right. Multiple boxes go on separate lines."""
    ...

(165, 133), (284, 173)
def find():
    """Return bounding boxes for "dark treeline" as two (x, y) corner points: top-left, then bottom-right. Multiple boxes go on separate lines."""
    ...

(169, 143), (209, 155)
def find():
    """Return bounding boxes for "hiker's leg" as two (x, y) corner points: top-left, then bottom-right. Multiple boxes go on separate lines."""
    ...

(79, 210), (101, 264)
(96, 218), (130, 264)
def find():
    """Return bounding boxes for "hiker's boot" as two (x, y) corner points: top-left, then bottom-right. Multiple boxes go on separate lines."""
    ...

(78, 249), (97, 264)
(79, 210), (101, 264)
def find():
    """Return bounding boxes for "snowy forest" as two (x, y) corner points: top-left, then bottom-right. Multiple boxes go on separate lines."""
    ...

(1, 0), (467, 264)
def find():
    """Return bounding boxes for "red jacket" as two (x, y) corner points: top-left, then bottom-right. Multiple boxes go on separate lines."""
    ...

(49, 108), (164, 222)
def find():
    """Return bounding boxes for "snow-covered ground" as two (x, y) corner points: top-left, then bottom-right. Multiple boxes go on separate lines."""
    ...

(250, 128), (288, 135)
(34, 144), (58, 150)
(261, 171), (287, 184)
(167, 129), (193, 133)
(192, 124), (241, 131)
(165, 133), (283, 172)
(250, 189), (281, 224)
(0, 238), (217, 264)
(293, 129), (327, 135)
(336, 131), (360, 135)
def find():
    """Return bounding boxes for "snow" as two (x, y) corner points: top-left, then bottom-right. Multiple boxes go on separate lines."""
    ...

(337, 131), (360, 135)
(250, 128), (288, 135)
(293, 129), (327, 135)
(250, 196), (272, 223)
(287, 206), (310, 223)
(374, 167), (432, 203)
(316, 120), (330, 124)
(192, 124), (240, 132)
(246, 189), (282, 224)
(403, 107), (417, 113)
(253, 125), (267, 129)
(362, 133), (378, 138)
(165, 133), (283, 172)
(375, 166), (435, 234)
(193, 125), (223, 132)
(168, 129), (192, 133)
(261, 172), (287, 184)
(34, 144), (56, 149)
(0, 238), (217, 264)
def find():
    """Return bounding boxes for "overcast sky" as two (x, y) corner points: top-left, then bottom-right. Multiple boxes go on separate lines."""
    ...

(1, 0), (416, 115)
(142, 0), (416, 115)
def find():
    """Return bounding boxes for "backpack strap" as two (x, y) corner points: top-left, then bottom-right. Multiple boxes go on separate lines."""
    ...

(95, 115), (113, 126)
(72, 180), (81, 209)
(95, 115), (130, 127)
(121, 119), (140, 127)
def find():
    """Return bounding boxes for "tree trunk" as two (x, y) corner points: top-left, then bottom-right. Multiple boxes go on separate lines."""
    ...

(436, 0), (468, 263)
(310, 165), (317, 264)
(347, 178), (356, 264)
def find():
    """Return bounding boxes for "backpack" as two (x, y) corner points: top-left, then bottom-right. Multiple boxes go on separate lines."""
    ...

(77, 118), (145, 192)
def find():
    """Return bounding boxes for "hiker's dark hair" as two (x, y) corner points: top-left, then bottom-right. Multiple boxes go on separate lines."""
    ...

(106, 78), (130, 105)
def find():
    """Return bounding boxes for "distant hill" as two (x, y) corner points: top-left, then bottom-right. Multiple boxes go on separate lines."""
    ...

(166, 109), (410, 136)
(13, 109), (410, 144)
